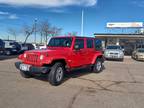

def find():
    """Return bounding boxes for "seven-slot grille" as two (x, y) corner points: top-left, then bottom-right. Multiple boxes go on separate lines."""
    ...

(26, 54), (39, 63)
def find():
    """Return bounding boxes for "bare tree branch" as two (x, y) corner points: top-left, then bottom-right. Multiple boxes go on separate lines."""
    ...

(39, 21), (51, 44)
(50, 27), (62, 37)
(22, 25), (35, 44)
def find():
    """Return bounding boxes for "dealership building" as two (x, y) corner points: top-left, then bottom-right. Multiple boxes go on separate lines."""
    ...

(94, 22), (144, 55)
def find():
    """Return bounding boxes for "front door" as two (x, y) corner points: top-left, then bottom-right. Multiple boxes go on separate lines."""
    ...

(70, 38), (86, 68)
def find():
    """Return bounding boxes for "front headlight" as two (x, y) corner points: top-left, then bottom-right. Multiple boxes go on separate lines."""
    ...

(104, 51), (109, 55)
(119, 51), (124, 55)
(138, 54), (144, 57)
(24, 53), (27, 58)
(40, 55), (44, 60)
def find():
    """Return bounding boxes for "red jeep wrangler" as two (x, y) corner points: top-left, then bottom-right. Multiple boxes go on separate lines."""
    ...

(15, 36), (104, 86)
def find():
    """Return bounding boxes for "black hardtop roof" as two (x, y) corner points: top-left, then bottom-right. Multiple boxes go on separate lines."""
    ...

(52, 36), (95, 39)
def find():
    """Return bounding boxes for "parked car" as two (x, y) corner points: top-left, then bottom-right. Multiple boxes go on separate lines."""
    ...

(19, 43), (35, 54)
(121, 45), (133, 55)
(104, 45), (124, 61)
(132, 48), (144, 61)
(0, 39), (5, 55)
(32, 43), (39, 49)
(18, 42), (28, 51)
(3, 40), (21, 55)
(22, 43), (35, 50)
(15, 36), (104, 86)
(38, 44), (47, 49)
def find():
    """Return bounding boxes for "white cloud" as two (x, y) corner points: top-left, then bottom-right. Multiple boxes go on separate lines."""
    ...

(0, 11), (19, 20)
(0, 11), (9, 15)
(8, 14), (19, 19)
(0, 0), (97, 7)
(132, 1), (144, 8)
(50, 9), (66, 13)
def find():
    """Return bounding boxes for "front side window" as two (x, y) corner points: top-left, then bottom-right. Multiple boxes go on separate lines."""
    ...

(48, 37), (72, 47)
(75, 39), (84, 49)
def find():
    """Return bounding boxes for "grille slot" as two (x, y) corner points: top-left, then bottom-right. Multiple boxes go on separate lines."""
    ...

(26, 54), (39, 63)
(110, 53), (118, 55)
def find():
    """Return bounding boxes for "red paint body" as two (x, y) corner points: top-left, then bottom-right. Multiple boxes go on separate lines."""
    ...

(18, 36), (103, 70)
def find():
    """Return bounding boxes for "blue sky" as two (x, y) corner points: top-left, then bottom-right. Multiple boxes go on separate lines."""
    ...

(0, 0), (144, 42)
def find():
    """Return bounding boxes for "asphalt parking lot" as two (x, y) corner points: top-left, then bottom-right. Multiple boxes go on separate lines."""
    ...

(0, 57), (144, 108)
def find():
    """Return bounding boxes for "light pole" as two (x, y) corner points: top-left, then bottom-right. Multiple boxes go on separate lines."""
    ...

(81, 10), (84, 36)
(34, 18), (38, 43)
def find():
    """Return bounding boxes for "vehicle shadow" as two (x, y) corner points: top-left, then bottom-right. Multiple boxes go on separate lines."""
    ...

(0, 55), (18, 61)
(105, 59), (124, 62)
(34, 65), (106, 84)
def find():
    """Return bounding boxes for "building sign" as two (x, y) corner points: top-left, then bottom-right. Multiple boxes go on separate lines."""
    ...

(107, 22), (143, 28)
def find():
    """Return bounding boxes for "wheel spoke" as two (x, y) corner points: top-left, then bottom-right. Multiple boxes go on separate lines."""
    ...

(56, 67), (63, 82)
(96, 61), (102, 71)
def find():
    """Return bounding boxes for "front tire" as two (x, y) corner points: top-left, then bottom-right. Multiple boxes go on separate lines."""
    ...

(92, 58), (103, 73)
(48, 63), (64, 86)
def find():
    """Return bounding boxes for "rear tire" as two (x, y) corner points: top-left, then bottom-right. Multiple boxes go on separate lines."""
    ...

(48, 62), (64, 86)
(20, 71), (32, 78)
(5, 50), (11, 56)
(92, 58), (103, 73)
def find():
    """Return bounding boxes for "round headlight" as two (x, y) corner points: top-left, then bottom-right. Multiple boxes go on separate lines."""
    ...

(40, 55), (44, 60)
(104, 51), (109, 55)
(24, 53), (27, 58)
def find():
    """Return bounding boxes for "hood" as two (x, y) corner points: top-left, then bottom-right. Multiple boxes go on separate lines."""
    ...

(137, 52), (144, 55)
(105, 49), (122, 52)
(25, 47), (70, 55)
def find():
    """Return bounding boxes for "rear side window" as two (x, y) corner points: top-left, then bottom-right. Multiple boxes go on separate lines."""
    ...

(75, 39), (84, 49)
(87, 39), (93, 48)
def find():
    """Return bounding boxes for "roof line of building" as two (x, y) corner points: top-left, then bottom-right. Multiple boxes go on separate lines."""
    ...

(94, 33), (144, 35)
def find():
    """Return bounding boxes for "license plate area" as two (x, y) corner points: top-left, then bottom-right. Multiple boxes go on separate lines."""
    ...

(20, 64), (31, 71)
(110, 54), (118, 58)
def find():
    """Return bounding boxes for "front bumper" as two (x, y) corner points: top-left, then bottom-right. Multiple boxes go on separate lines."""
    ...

(137, 57), (144, 61)
(104, 54), (124, 60)
(15, 62), (50, 74)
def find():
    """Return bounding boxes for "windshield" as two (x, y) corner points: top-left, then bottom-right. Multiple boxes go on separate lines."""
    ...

(48, 37), (72, 47)
(106, 46), (121, 50)
(138, 49), (144, 53)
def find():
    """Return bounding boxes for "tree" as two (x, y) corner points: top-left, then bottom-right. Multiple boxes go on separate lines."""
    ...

(40, 21), (51, 44)
(7, 28), (18, 41)
(50, 26), (62, 37)
(65, 32), (78, 36)
(22, 25), (35, 44)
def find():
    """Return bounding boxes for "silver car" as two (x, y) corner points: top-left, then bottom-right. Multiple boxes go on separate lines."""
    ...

(132, 48), (144, 61)
(104, 45), (124, 61)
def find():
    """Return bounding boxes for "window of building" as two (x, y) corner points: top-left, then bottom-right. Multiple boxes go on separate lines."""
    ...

(95, 39), (102, 51)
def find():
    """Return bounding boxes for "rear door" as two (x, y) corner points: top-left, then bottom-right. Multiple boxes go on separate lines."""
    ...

(85, 38), (95, 64)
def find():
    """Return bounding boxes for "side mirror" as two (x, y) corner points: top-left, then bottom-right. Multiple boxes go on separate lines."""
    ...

(74, 44), (80, 50)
